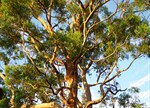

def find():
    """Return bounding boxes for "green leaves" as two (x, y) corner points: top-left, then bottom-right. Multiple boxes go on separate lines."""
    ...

(134, 0), (149, 10)
(59, 31), (82, 59)
(118, 87), (143, 108)
(134, 23), (150, 37)
(0, 52), (9, 65)
(66, 2), (81, 14)
(3, 64), (59, 105)
(0, 0), (30, 22)
(125, 14), (140, 26)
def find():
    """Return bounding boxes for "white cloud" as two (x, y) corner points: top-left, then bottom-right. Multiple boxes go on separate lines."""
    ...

(138, 90), (150, 106)
(129, 74), (150, 106)
(129, 74), (150, 88)
(139, 90), (150, 100)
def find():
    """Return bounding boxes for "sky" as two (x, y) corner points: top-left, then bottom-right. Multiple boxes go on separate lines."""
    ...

(86, 1), (150, 107)
(103, 1), (150, 107)
(89, 56), (150, 107)
(118, 56), (150, 107)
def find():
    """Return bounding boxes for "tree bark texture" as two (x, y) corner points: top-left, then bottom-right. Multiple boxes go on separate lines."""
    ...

(65, 61), (78, 108)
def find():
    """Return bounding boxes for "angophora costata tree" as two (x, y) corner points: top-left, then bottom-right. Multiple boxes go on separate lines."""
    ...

(0, 0), (150, 108)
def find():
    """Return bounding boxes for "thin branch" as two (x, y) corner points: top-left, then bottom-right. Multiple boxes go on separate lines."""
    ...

(51, 63), (60, 75)
(25, 82), (37, 89)
(104, 54), (141, 84)
(92, 45), (118, 62)
(49, 45), (57, 64)
(82, 0), (110, 48)
(21, 36), (44, 75)
(88, 68), (108, 87)
(119, 54), (141, 72)
(50, 63), (62, 91)
(29, 5), (53, 35)
(104, 60), (117, 82)
(92, 34), (129, 62)
(89, 82), (101, 87)
(86, 0), (118, 36)
(86, 8), (118, 36)
(30, 37), (40, 53)
(109, 86), (127, 95)
(85, 0), (110, 24)
(77, 0), (85, 12)
(96, 68), (108, 83)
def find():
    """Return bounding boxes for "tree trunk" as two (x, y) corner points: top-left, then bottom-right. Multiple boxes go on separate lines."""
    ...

(82, 72), (92, 108)
(65, 62), (78, 108)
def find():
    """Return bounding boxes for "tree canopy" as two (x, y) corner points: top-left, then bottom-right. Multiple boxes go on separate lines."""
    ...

(0, 0), (150, 108)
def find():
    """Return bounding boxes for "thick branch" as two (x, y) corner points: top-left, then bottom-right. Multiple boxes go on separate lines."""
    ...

(29, 5), (53, 35)
(78, 65), (92, 108)
(85, 84), (109, 108)
(104, 60), (117, 81)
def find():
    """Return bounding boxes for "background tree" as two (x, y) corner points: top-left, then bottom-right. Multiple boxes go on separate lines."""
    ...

(117, 87), (145, 108)
(118, 91), (131, 108)
(0, 0), (150, 108)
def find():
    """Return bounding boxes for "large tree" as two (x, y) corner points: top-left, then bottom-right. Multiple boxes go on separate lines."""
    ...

(0, 0), (150, 108)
